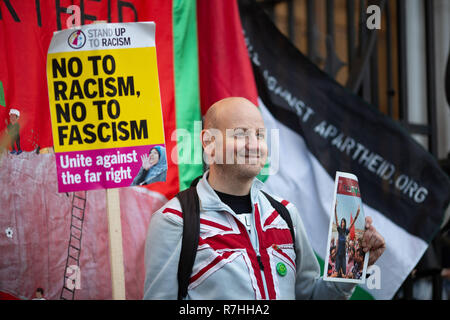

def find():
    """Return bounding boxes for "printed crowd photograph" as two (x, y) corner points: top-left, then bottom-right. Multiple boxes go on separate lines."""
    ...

(326, 195), (367, 282)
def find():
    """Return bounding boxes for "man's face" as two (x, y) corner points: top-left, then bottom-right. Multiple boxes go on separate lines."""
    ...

(9, 114), (18, 124)
(205, 100), (268, 179)
(222, 126), (267, 176)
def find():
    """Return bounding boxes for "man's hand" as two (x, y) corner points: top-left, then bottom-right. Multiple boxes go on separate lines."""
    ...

(362, 216), (386, 266)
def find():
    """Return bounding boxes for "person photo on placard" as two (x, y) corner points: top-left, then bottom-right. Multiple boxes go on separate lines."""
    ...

(131, 145), (167, 186)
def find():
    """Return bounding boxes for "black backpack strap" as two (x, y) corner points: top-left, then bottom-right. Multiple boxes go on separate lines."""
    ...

(261, 191), (296, 253)
(189, 175), (203, 187)
(176, 186), (200, 300)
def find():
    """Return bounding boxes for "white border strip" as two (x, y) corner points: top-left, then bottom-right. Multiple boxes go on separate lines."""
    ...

(48, 22), (155, 53)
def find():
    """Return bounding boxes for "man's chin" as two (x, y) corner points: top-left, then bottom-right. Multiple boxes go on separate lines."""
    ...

(215, 159), (266, 179)
(233, 163), (264, 179)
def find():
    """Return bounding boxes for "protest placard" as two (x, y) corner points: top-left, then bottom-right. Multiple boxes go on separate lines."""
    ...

(47, 22), (166, 193)
(47, 21), (166, 300)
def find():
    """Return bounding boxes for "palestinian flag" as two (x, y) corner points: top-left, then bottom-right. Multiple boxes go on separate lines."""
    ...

(1, 0), (449, 300)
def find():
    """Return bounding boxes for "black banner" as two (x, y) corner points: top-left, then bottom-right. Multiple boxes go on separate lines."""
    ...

(239, 1), (450, 242)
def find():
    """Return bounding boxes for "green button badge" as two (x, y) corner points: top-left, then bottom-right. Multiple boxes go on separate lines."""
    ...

(276, 262), (287, 276)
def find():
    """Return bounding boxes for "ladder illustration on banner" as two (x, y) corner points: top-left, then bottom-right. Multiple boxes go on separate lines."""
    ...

(60, 191), (87, 300)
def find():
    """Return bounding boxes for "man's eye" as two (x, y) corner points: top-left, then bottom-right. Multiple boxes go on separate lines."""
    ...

(256, 130), (266, 139)
(233, 130), (246, 137)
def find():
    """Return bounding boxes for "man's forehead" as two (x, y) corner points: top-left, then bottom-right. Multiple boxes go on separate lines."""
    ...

(219, 118), (266, 131)
(205, 97), (264, 129)
(217, 107), (265, 129)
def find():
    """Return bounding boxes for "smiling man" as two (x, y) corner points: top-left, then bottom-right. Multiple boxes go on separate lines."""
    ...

(202, 97), (268, 195)
(143, 97), (385, 300)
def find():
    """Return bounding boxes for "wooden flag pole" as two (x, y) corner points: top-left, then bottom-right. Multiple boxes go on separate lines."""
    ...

(106, 188), (126, 300)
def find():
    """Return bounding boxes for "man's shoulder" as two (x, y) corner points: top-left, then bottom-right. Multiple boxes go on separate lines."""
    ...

(152, 196), (183, 225)
(260, 190), (296, 211)
(259, 190), (301, 227)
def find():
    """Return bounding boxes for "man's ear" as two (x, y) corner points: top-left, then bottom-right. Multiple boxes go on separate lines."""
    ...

(201, 129), (211, 148)
(201, 128), (224, 165)
(201, 129), (215, 158)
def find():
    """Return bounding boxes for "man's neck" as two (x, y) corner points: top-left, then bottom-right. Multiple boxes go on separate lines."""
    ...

(208, 166), (253, 196)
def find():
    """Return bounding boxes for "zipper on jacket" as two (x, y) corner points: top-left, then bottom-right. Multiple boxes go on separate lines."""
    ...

(257, 255), (264, 271)
(252, 203), (270, 299)
(236, 213), (269, 299)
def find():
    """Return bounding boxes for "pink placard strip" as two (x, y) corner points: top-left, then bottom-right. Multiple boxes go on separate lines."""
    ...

(55, 144), (165, 193)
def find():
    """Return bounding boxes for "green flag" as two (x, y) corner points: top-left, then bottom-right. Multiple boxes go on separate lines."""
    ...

(0, 81), (5, 107)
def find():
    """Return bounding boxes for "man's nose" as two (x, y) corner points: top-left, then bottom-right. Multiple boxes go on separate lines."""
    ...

(245, 132), (260, 151)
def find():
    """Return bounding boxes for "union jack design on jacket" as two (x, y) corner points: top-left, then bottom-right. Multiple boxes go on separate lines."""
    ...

(143, 171), (355, 300)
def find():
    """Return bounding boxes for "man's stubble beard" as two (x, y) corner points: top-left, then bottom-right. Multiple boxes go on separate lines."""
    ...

(215, 160), (265, 181)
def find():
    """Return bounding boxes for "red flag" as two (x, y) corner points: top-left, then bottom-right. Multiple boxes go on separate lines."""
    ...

(0, 291), (20, 300)
(350, 214), (355, 241)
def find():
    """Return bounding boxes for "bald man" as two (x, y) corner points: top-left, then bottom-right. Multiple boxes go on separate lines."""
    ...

(143, 97), (385, 300)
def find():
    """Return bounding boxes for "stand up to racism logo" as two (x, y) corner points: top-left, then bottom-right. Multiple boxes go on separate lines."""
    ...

(68, 30), (86, 49)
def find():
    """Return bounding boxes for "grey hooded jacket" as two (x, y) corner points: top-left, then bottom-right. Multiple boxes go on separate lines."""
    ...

(143, 171), (355, 299)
